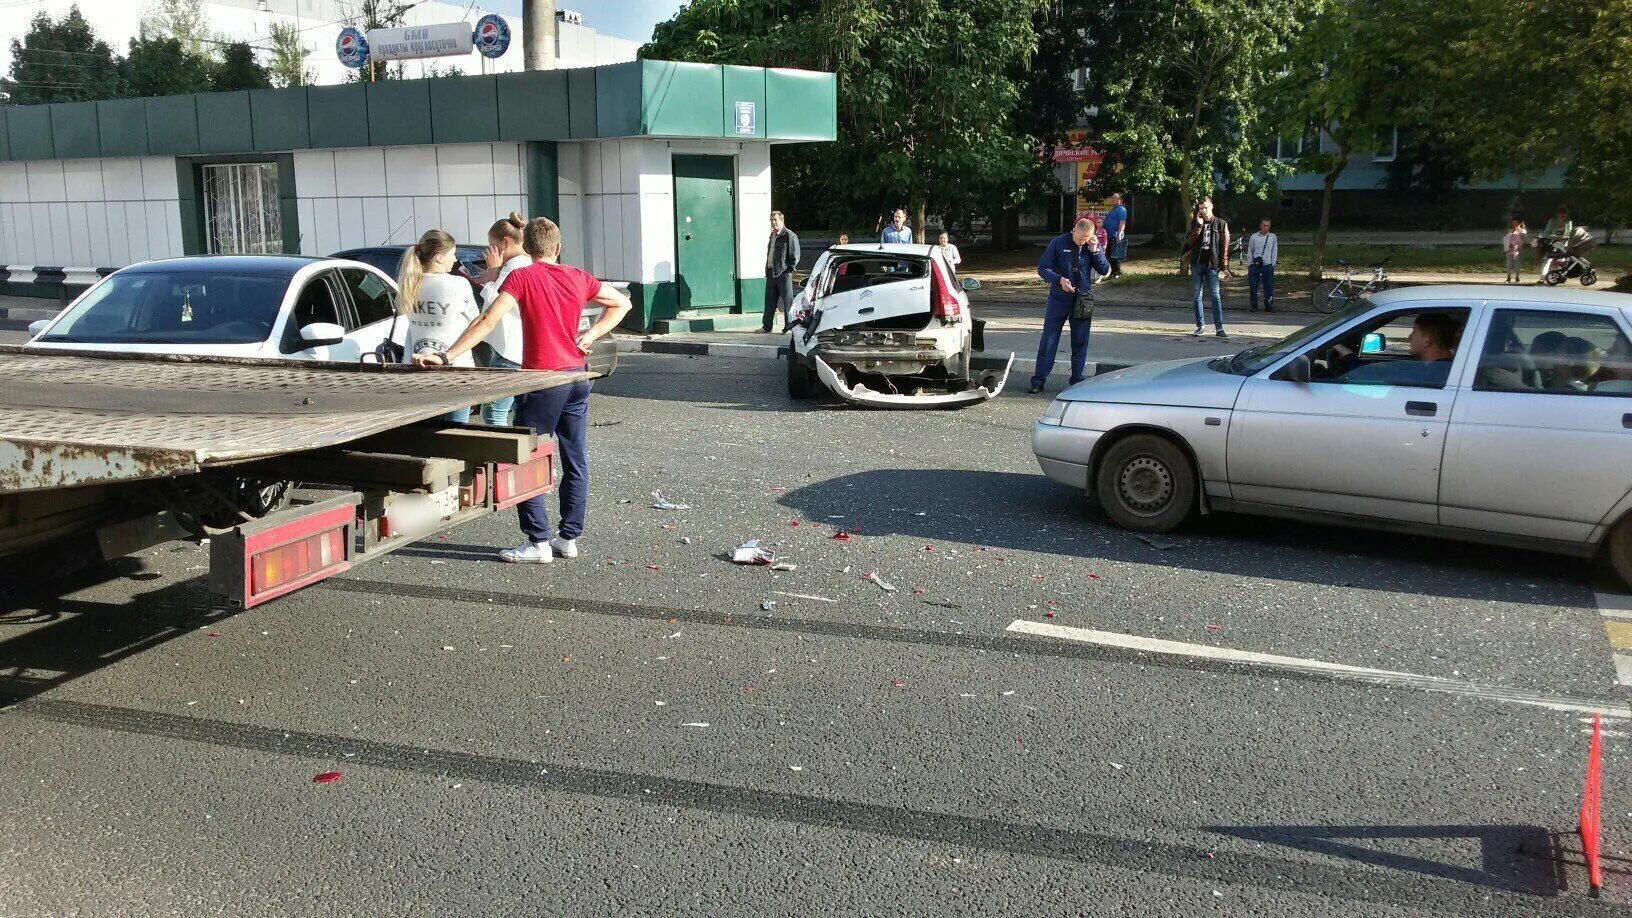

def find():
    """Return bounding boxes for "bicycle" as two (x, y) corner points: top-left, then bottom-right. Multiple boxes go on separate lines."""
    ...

(1310, 258), (1390, 314)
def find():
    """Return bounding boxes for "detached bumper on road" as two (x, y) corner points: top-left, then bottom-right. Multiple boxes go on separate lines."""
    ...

(813, 354), (1014, 409)
(1032, 421), (1102, 491)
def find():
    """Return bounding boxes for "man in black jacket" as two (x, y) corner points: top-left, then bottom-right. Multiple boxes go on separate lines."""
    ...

(764, 211), (801, 333)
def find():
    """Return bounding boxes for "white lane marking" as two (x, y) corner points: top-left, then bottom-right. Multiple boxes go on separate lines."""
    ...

(1006, 620), (1632, 719)
(1614, 654), (1632, 687)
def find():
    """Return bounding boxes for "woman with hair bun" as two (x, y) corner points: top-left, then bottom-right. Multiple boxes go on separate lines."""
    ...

(477, 212), (531, 425)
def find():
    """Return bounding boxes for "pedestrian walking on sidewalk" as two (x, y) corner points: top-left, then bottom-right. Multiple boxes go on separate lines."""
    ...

(1538, 206), (1573, 281)
(935, 230), (962, 275)
(476, 212), (531, 425)
(1181, 197), (1230, 339)
(1028, 217), (1110, 394)
(396, 229), (482, 421)
(764, 211), (801, 333)
(1103, 193), (1129, 279)
(412, 217), (632, 564)
(1244, 217), (1278, 312)
(1503, 218), (1528, 284)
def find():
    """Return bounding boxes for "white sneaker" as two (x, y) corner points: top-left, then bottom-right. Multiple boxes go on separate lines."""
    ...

(498, 542), (553, 563)
(1191, 326), (1206, 337)
(548, 536), (579, 559)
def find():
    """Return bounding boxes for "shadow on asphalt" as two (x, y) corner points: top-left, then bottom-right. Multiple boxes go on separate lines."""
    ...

(778, 470), (1595, 607)
(1209, 823), (1568, 896)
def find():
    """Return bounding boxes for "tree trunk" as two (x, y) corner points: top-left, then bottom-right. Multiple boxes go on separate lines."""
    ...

(912, 198), (928, 244)
(1148, 193), (1175, 248)
(1311, 150), (1349, 282)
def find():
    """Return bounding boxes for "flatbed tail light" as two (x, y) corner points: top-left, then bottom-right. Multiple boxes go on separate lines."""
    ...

(1039, 399), (1068, 426)
(494, 440), (558, 510)
(930, 260), (963, 320)
(211, 497), (358, 608)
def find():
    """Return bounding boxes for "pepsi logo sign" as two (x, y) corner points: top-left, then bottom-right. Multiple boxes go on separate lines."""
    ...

(474, 14), (511, 58)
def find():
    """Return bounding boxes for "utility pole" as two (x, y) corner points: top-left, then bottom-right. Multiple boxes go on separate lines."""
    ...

(522, 0), (555, 70)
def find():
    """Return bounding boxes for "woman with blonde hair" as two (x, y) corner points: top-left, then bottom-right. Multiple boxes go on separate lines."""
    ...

(477, 212), (531, 425)
(397, 228), (482, 421)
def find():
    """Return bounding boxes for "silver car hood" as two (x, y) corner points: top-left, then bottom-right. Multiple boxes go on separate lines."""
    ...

(1058, 356), (1247, 409)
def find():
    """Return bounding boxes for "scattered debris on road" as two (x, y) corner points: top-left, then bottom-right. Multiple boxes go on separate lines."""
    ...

(731, 540), (776, 565)
(863, 571), (896, 592)
(651, 491), (690, 511)
(1138, 535), (1180, 550)
(312, 771), (343, 784)
(772, 591), (835, 603)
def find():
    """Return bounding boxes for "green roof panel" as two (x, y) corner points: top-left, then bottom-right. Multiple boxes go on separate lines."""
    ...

(367, 79), (432, 147)
(495, 70), (570, 141)
(250, 87), (310, 151)
(196, 91), (254, 154)
(722, 65), (766, 140)
(0, 109), (10, 161)
(430, 74), (499, 144)
(146, 94), (200, 155)
(96, 98), (149, 157)
(50, 101), (99, 159)
(639, 60), (722, 137)
(765, 68), (837, 142)
(8, 105), (54, 161)
(308, 83), (369, 149)
(567, 67), (598, 139)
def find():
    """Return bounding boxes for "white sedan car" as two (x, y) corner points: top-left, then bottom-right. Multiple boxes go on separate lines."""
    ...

(786, 243), (1013, 407)
(27, 255), (405, 361)
(1033, 285), (1632, 585)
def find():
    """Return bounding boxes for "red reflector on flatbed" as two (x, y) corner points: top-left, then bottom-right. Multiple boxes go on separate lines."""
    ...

(211, 497), (357, 608)
(494, 441), (557, 509)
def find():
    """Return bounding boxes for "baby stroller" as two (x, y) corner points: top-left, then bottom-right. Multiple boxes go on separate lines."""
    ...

(1538, 226), (1598, 287)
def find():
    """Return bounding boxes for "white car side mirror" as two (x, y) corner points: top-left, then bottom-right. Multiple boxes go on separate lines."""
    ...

(299, 322), (347, 347)
(27, 319), (51, 337)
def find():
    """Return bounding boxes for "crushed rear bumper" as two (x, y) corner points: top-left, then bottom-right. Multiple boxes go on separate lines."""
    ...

(813, 354), (1014, 409)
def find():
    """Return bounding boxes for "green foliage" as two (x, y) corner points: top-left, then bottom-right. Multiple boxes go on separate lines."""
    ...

(140, 0), (211, 57)
(210, 42), (271, 92)
(123, 35), (212, 97)
(644, 0), (1050, 235)
(0, 6), (124, 105)
(266, 20), (313, 89)
(1085, 0), (1310, 234)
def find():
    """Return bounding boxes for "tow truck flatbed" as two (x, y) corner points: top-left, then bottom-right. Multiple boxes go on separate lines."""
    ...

(0, 347), (589, 493)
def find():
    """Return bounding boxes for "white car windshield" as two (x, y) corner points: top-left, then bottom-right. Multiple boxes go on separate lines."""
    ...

(37, 271), (289, 345)
(1218, 298), (1376, 376)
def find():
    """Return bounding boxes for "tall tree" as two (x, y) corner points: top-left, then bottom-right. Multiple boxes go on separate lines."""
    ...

(211, 41), (271, 91)
(141, 0), (211, 57)
(266, 20), (313, 88)
(644, 0), (1049, 241)
(1084, 0), (1308, 243)
(1272, 0), (1396, 279)
(0, 6), (124, 105)
(123, 35), (213, 97)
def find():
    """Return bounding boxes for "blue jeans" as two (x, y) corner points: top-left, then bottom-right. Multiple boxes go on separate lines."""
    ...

(513, 379), (591, 543)
(1031, 302), (1092, 388)
(444, 406), (471, 424)
(483, 354), (521, 426)
(1247, 264), (1275, 309)
(1191, 264), (1224, 330)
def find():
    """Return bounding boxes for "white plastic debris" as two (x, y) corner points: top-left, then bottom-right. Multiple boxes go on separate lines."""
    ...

(681, 722), (710, 728)
(651, 490), (691, 511)
(731, 539), (776, 565)
(863, 570), (896, 592)
(772, 591), (836, 603)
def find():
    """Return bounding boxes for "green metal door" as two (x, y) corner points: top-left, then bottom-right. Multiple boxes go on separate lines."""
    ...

(672, 154), (738, 310)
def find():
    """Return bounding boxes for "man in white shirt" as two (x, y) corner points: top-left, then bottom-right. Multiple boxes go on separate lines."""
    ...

(1244, 217), (1279, 312)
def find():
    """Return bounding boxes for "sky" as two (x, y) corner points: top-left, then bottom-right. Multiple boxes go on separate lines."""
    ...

(483, 0), (688, 45)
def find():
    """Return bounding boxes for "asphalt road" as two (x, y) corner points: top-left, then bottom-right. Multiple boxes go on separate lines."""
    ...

(1, 355), (1627, 916)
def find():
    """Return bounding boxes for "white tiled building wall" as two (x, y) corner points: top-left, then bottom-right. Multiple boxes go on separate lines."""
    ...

(292, 143), (528, 256)
(557, 138), (771, 290)
(0, 158), (184, 268)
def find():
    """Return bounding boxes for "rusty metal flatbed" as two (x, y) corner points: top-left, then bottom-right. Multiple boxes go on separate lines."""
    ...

(0, 347), (589, 493)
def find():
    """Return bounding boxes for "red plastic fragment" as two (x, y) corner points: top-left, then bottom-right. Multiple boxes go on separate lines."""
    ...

(1087, 573), (1102, 580)
(790, 520), (801, 527)
(206, 631), (222, 637)
(892, 680), (905, 688)
(831, 531), (852, 541)
(312, 771), (343, 784)
(1046, 611), (1056, 618)
(645, 564), (662, 571)
(1204, 624), (1222, 632)
(913, 588), (926, 595)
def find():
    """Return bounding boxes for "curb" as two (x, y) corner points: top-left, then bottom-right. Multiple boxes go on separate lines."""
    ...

(616, 338), (1136, 379)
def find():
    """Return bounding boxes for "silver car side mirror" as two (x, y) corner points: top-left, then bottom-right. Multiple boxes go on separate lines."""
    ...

(27, 319), (51, 337)
(1280, 354), (1312, 383)
(960, 277), (982, 291)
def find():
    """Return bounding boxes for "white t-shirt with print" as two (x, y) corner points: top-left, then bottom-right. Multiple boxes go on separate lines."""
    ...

(406, 273), (481, 368)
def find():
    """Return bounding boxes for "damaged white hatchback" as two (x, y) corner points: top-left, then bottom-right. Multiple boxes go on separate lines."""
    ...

(786, 243), (1014, 407)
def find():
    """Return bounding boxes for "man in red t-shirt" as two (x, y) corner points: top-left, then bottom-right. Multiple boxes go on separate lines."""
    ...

(415, 217), (631, 563)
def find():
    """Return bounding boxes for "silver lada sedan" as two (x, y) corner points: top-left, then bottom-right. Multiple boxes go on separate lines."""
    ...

(1032, 285), (1632, 585)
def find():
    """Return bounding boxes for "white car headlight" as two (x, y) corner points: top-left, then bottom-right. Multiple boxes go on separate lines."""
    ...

(1039, 399), (1068, 426)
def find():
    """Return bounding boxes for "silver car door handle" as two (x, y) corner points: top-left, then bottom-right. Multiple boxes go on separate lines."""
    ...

(1405, 401), (1437, 417)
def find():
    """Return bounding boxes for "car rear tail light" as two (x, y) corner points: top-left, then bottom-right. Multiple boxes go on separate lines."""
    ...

(931, 260), (962, 320)
(494, 441), (557, 509)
